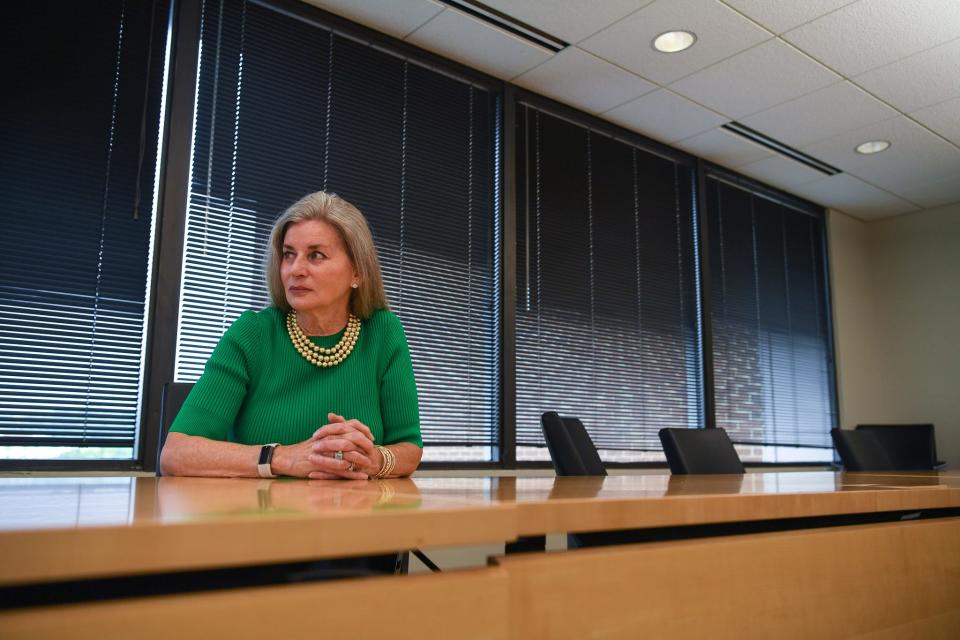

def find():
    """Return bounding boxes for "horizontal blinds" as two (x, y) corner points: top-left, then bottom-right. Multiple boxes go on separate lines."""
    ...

(516, 107), (703, 458)
(176, 0), (499, 448)
(0, 1), (168, 448)
(707, 178), (835, 449)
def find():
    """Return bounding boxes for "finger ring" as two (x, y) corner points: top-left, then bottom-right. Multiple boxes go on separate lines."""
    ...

(348, 462), (355, 472)
(334, 450), (343, 461)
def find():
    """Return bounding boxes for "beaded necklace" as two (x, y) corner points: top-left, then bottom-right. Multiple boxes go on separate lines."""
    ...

(286, 310), (361, 368)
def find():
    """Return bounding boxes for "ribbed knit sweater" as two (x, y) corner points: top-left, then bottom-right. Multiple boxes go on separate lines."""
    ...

(170, 307), (422, 447)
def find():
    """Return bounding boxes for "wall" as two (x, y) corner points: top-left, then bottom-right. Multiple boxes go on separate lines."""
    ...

(829, 203), (960, 468)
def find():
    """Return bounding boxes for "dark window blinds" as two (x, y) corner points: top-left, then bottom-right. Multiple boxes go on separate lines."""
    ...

(706, 177), (836, 459)
(176, 0), (499, 458)
(516, 106), (703, 461)
(0, 1), (169, 449)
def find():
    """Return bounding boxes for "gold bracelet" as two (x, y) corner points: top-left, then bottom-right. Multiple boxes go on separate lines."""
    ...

(386, 446), (397, 477)
(385, 446), (396, 477)
(375, 445), (393, 479)
(384, 446), (396, 477)
(376, 447), (390, 478)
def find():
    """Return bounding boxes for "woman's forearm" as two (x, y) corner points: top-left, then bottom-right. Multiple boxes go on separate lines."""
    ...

(159, 432), (261, 477)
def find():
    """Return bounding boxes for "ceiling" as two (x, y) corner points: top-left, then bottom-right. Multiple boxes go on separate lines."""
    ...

(305, 0), (960, 221)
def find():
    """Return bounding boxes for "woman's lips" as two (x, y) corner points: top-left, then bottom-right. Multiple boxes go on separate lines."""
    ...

(288, 286), (311, 293)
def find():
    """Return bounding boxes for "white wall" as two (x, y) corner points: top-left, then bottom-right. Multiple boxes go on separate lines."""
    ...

(829, 203), (960, 468)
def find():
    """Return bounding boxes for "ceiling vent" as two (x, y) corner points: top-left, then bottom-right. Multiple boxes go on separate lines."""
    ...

(722, 122), (842, 176)
(437, 0), (569, 53)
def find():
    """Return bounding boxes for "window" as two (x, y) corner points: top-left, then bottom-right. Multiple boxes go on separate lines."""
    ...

(0, 0), (170, 461)
(515, 105), (703, 462)
(705, 176), (836, 463)
(175, 0), (499, 461)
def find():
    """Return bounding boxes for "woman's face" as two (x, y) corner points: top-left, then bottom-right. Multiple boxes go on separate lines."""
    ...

(280, 219), (357, 317)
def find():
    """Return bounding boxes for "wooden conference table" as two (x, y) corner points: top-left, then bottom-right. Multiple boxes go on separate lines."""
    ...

(1, 471), (958, 638)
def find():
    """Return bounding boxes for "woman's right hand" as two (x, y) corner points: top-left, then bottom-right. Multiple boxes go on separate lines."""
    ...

(271, 434), (369, 480)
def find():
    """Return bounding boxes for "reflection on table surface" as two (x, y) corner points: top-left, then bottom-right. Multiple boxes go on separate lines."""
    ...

(1, 471), (957, 532)
(410, 470), (960, 502)
(0, 477), (428, 531)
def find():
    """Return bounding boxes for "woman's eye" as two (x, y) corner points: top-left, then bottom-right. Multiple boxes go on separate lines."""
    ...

(282, 251), (295, 259)
(309, 251), (326, 260)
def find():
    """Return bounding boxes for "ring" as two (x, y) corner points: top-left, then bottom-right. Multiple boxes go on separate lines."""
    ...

(347, 462), (355, 472)
(334, 450), (343, 461)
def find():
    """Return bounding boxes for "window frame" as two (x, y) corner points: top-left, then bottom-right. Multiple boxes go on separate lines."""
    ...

(140, 0), (505, 472)
(0, 0), (174, 470)
(700, 162), (840, 462)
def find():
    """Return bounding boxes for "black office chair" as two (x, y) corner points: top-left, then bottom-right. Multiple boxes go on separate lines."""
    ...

(855, 424), (945, 470)
(831, 428), (896, 471)
(541, 411), (606, 476)
(658, 427), (745, 474)
(157, 382), (194, 474)
(537, 412), (640, 549)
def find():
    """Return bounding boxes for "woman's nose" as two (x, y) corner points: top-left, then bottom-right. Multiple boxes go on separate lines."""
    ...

(289, 255), (307, 275)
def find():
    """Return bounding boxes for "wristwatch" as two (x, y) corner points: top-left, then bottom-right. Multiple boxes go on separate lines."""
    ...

(257, 443), (280, 478)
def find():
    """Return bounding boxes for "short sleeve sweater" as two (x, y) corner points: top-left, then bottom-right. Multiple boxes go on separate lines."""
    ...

(170, 307), (422, 447)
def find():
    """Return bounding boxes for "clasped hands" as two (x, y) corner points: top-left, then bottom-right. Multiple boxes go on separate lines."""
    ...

(272, 412), (381, 480)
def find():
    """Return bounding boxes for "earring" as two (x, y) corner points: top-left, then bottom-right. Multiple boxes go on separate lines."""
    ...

(351, 282), (359, 289)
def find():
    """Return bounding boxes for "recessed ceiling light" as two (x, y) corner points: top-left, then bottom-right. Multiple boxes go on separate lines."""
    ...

(652, 31), (696, 53)
(855, 140), (890, 155)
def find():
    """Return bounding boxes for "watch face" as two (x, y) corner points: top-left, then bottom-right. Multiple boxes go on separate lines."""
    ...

(258, 445), (274, 465)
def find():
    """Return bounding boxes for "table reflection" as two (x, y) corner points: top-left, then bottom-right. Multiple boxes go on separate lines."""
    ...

(153, 477), (423, 522)
(0, 477), (135, 529)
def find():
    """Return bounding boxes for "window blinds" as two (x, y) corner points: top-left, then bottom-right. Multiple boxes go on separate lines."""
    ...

(515, 106), (703, 460)
(706, 177), (836, 454)
(0, 0), (168, 449)
(175, 0), (499, 456)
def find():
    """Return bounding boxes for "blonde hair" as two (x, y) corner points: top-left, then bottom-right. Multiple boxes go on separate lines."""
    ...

(265, 192), (389, 319)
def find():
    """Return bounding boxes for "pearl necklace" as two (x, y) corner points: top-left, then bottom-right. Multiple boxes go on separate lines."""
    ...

(286, 310), (361, 368)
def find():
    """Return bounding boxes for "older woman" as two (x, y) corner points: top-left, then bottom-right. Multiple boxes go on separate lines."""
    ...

(160, 192), (422, 479)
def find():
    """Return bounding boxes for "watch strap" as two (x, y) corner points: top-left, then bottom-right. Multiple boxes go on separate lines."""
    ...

(257, 443), (279, 478)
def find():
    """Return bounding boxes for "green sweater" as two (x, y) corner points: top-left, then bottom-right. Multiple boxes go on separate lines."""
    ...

(170, 307), (422, 447)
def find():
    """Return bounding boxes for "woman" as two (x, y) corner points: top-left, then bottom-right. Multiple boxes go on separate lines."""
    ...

(160, 192), (422, 479)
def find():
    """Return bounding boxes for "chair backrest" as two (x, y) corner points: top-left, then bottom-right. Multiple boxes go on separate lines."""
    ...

(855, 424), (939, 470)
(658, 427), (745, 474)
(157, 382), (194, 474)
(541, 412), (606, 476)
(831, 428), (896, 471)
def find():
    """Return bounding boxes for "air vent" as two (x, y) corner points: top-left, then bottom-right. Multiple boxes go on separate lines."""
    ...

(722, 122), (842, 176)
(437, 0), (569, 53)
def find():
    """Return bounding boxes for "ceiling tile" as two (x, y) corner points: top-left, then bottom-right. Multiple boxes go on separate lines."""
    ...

(740, 81), (898, 147)
(601, 89), (727, 142)
(406, 9), (552, 79)
(782, 0), (960, 77)
(580, 0), (771, 85)
(675, 127), (773, 166)
(911, 97), (960, 146)
(854, 38), (960, 113)
(670, 39), (839, 118)
(736, 155), (828, 189)
(513, 47), (656, 114)
(787, 174), (918, 220)
(721, 0), (857, 35)
(480, 0), (654, 44)
(304, 0), (443, 39)
(802, 116), (960, 192)
(888, 172), (960, 209)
